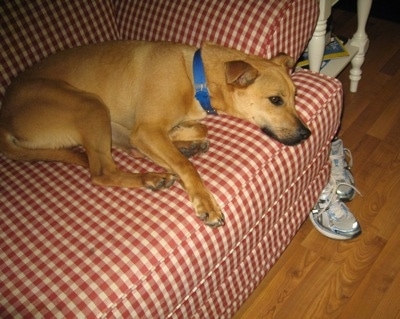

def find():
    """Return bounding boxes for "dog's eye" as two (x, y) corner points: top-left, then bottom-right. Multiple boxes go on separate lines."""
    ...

(269, 96), (284, 106)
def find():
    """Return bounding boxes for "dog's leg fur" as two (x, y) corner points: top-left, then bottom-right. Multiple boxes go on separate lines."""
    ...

(0, 79), (176, 190)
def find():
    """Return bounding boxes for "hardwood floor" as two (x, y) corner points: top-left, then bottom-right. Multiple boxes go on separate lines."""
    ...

(233, 10), (400, 319)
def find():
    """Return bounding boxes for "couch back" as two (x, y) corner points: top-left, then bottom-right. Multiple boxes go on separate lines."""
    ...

(114, 0), (318, 59)
(0, 0), (319, 106)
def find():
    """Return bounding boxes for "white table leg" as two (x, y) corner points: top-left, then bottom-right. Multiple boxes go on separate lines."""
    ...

(308, 20), (327, 72)
(308, 0), (331, 72)
(349, 0), (372, 92)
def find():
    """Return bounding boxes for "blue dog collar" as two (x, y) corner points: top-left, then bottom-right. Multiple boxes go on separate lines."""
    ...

(193, 49), (217, 115)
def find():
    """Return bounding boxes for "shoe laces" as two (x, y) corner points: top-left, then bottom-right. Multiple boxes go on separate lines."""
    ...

(330, 148), (353, 182)
(314, 178), (361, 219)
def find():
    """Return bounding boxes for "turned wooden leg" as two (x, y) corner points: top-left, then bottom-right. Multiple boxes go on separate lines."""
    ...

(349, 0), (372, 92)
(308, 0), (330, 72)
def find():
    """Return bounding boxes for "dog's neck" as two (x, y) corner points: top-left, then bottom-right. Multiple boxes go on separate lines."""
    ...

(197, 43), (247, 116)
(193, 49), (218, 115)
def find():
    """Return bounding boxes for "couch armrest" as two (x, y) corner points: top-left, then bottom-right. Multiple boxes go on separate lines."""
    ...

(114, 0), (319, 59)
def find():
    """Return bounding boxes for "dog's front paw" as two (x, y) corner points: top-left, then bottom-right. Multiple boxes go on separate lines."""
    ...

(198, 211), (225, 228)
(193, 195), (225, 228)
(175, 140), (210, 158)
(142, 173), (177, 190)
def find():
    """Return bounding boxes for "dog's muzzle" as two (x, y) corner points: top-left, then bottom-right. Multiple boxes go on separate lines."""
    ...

(261, 124), (311, 146)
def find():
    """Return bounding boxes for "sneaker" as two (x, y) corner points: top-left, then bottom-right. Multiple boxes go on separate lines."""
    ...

(310, 177), (361, 240)
(330, 138), (355, 202)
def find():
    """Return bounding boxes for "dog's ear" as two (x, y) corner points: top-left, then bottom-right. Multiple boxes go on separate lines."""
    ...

(225, 60), (259, 88)
(271, 53), (295, 69)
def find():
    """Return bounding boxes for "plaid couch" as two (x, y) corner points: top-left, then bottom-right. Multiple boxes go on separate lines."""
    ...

(0, 1), (343, 318)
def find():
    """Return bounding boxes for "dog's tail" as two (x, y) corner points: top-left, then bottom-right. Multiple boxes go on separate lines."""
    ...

(0, 128), (88, 167)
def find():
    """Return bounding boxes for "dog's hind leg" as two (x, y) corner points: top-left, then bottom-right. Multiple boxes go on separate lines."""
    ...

(82, 120), (176, 190)
(0, 79), (176, 190)
(0, 128), (89, 166)
(169, 121), (210, 158)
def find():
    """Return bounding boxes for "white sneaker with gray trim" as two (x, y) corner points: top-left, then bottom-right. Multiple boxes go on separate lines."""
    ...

(330, 138), (355, 201)
(310, 177), (361, 240)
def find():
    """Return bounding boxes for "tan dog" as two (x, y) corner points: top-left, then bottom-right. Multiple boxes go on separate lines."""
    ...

(0, 41), (310, 227)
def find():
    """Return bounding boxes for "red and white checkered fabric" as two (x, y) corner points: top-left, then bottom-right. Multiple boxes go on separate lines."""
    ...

(115, 0), (319, 60)
(1, 0), (344, 318)
(0, 0), (119, 105)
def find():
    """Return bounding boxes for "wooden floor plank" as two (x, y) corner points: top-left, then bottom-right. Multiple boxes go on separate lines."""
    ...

(380, 48), (400, 76)
(232, 223), (317, 319)
(371, 269), (400, 319)
(339, 224), (400, 319)
(238, 248), (321, 319)
(272, 259), (340, 319)
(367, 71), (400, 140)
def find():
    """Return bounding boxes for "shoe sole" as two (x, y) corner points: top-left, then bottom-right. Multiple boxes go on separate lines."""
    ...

(309, 212), (362, 240)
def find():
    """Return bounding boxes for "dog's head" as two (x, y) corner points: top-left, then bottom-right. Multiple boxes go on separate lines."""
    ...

(223, 54), (311, 146)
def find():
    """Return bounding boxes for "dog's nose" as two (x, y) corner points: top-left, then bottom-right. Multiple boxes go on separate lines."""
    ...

(299, 126), (311, 140)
